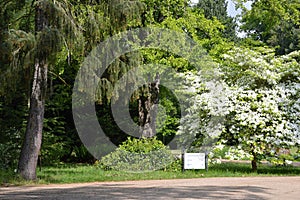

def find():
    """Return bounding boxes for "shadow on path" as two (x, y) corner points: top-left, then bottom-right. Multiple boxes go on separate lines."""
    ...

(0, 184), (269, 200)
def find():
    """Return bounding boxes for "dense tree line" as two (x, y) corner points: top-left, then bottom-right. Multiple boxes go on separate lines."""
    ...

(0, 0), (299, 179)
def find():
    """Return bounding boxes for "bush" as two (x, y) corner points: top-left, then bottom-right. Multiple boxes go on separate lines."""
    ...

(0, 128), (22, 170)
(165, 158), (182, 172)
(99, 137), (175, 171)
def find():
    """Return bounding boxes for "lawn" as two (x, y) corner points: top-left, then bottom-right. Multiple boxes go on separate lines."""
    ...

(1, 162), (300, 186)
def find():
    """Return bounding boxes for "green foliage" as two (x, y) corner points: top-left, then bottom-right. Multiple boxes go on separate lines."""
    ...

(99, 137), (174, 171)
(2, 0), (299, 172)
(239, 0), (300, 54)
(155, 86), (180, 145)
(41, 55), (95, 165)
(42, 117), (67, 165)
(165, 158), (182, 172)
(0, 29), (35, 98)
(140, 0), (188, 24)
(268, 154), (294, 166)
(0, 129), (23, 169)
(0, 94), (27, 169)
(196, 0), (238, 41)
(210, 144), (230, 159)
(119, 137), (167, 152)
(1, 0), (88, 172)
(159, 8), (228, 53)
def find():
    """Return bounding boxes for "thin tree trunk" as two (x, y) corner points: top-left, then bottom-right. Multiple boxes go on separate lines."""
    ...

(139, 73), (160, 138)
(18, 3), (48, 180)
(251, 146), (258, 172)
(251, 159), (257, 172)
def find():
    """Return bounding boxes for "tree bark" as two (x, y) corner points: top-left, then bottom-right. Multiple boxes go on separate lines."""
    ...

(251, 159), (257, 172)
(139, 73), (160, 138)
(18, 3), (48, 180)
(251, 147), (258, 172)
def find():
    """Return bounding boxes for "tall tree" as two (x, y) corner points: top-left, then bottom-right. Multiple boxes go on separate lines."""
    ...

(18, 2), (49, 180)
(196, 0), (237, 41)
(8, 0), (81, 180)
(0, 0), (154, 173)
(90, 0), (187, 140)
(239, 0), (300, 54)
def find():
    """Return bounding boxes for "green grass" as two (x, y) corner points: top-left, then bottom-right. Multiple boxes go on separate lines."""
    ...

(1, 162), (300, 186)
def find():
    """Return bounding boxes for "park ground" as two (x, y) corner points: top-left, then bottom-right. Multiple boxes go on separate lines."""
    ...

(1, 176), (300, 200)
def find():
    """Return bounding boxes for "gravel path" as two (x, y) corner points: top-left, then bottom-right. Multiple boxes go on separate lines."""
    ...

(1, 176), (300, 200)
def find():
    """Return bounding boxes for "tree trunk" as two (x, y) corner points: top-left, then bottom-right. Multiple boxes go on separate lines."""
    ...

(18, 3), (48, 181)
(139, 73), (160, 138)
(251, 148), (258, 172)
(251, 159), (257, 172)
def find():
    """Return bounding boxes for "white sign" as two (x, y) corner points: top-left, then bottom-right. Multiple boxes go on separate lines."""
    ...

(184, 153), (206, 169)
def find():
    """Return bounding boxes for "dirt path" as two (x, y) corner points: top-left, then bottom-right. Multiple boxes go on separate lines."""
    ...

(1, 176), (300, 199)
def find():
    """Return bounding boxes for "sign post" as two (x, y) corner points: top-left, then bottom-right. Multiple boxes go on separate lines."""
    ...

(183, 152), (207, 170)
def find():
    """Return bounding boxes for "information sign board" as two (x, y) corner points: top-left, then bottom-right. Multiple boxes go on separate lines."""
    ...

(184, 153), (206, 169)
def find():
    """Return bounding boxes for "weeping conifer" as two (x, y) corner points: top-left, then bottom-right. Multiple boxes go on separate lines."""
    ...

(13, 0), (81, 180)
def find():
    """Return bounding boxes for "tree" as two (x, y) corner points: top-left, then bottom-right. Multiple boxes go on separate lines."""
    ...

(176, 64), (228, 152)
(86, 0), (189, 142)
(138, 73), (160, 137)
(135, 0), (188, 138)
(85, 0), (229, 144)
(0, 0), (36, 170)
(136, 2), (230, 141)
(17, 0), (78, 180)
(219, 47), (300, 171)
(0, 0), (82, 180)
(196, 0), (238, 41)
(178, 47), (300, 171)
(140, 0), (188, 24)
(238, 0), (300, 54)
(18, 2), (49, 180)
(15, 0), (135, 179)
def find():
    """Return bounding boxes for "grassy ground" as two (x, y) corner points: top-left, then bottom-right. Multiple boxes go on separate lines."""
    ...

(1, 162), (300, 186)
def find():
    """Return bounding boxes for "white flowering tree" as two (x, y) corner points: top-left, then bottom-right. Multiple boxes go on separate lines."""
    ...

(220, 47), (300, 171)
(177, 69), (228, 152)
(178, 47), (300, 171)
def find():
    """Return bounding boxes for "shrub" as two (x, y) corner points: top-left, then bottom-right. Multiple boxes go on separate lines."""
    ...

(99, 137), (174, 171)
(165, 158), (182, 172)
(0, 128), (22, 170)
